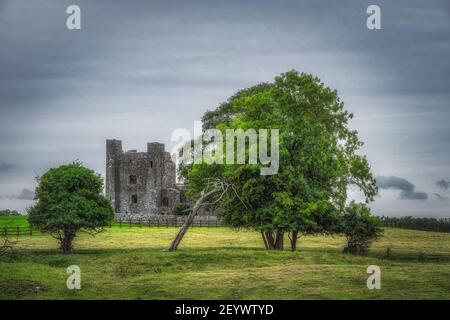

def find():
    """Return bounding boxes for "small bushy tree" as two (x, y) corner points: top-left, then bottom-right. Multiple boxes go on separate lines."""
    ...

(341, 202), (383, 255)
(171, 203), (190, 216)
(28, 162), (114, 253)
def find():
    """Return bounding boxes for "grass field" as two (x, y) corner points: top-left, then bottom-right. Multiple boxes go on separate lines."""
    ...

(0, 216), (28, 227)
(1, 219), (450, 300)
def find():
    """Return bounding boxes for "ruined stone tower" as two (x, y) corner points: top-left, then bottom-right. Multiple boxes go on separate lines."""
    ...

(106, 139), (183, 216)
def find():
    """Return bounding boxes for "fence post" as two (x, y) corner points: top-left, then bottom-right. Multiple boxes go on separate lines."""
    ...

(129, 219), (132, 228)
(17, 226), (20, 237)
(3, 226), (6, 236)
(30, 226), (32, 236)
(119, 220), (122, 228)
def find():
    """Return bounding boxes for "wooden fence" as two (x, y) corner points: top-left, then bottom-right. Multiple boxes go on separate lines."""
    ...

(1, 216), (223, 237)
(114, 215), (223, 228)
(2, 226), (34, 237)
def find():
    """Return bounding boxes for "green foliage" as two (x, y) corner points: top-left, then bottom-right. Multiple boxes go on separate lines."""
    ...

(171, 203), (190, 216)
(183, 70), (378, 250)
(27, 162), (114, 253)
(341, 202), (383, 255)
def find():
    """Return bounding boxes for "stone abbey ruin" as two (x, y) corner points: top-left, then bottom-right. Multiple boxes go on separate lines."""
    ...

(106, 139), (189, 218)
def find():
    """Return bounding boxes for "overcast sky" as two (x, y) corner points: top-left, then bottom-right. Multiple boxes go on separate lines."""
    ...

(0, 0), (449, 217)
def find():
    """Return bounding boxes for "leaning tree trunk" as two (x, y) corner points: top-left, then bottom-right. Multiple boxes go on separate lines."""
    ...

(166, 188), (218, 251)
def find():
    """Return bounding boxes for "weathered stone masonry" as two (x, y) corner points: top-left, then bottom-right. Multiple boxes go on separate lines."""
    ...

(106, 139), (186, 216)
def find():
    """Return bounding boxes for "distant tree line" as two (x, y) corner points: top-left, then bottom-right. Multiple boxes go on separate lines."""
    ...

(0, 210), (20, 216)
(380, 216), (450, 233)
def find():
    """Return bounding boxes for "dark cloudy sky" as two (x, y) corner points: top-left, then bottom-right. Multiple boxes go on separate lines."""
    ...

(0, 0), (449, 216)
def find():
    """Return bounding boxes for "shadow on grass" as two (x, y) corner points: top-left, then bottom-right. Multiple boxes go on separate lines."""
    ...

(371, 248), (450, 263)
(0, 279), (47, 299)
(5, 243), (450, 274)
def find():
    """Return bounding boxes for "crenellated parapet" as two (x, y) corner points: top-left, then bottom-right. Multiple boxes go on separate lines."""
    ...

(106, 139), (187, 215)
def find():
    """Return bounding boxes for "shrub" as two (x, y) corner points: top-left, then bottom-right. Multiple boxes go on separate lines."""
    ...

(171, 203), (190, 216)
(27, 162), (114, 253)
(341, 202), (383, 255)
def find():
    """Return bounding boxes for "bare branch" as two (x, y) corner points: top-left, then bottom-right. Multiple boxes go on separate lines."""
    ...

(166, 177), (239, 251)
(0, 236), (17, 257)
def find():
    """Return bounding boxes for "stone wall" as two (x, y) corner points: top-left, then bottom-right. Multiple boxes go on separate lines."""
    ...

(106, 139), (187, 216)
(115, 213), (221, 225)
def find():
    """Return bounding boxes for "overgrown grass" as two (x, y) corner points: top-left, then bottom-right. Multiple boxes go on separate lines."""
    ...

(0, 216), (28, 227)
(1, 226), (450, 299)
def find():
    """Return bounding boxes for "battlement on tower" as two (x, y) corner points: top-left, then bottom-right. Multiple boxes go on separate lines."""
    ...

(105, 139), (183, 216)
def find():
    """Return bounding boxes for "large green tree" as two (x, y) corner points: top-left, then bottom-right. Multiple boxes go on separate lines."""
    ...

(28, 162), (114, 253)
(183, 70), (378, 251)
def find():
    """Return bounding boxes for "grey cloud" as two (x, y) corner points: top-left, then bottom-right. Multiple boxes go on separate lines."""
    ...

(376, 175), (428, 200)
(15, 188), (35, 200)
(399, 191), (428, 200)
(1, 0), (449, 113)
(0, 162), (15, 171)
(436, 179), (450, 189)
(376, 175), (415, 192)
(0, 188), (34, 200)
(435, 193), (448, 201)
